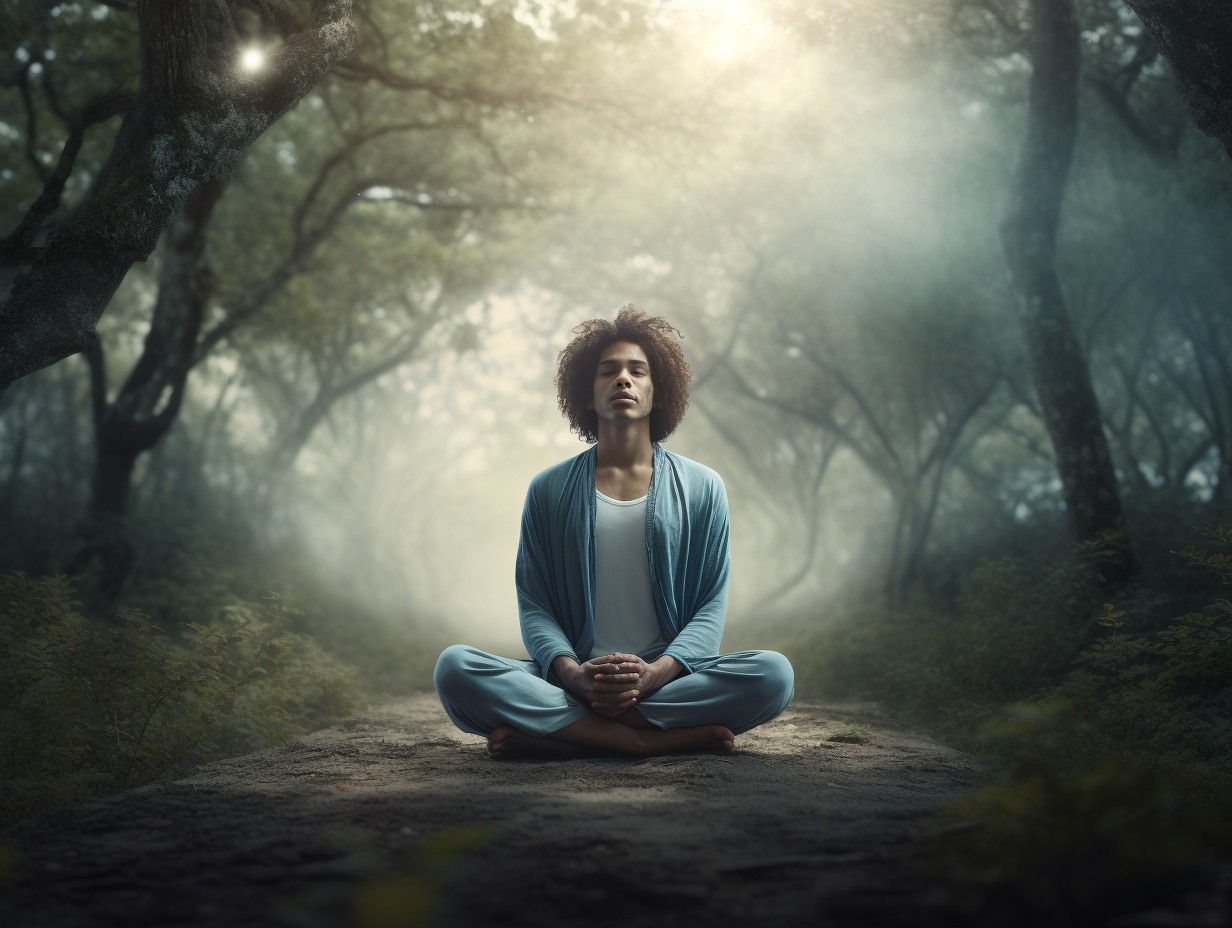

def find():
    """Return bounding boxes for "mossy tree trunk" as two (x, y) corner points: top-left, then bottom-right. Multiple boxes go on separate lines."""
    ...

(1122, 0), (1232, 160)
(1001, 0), (1134, 583)
(0, 0), (356, 399)
(67, 179), (225, 604)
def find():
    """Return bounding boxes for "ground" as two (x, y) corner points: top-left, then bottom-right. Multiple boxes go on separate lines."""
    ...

(2, 695), (981, 927)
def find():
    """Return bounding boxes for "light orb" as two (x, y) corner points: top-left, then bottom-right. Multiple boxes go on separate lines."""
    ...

(241, 47), (264, 71)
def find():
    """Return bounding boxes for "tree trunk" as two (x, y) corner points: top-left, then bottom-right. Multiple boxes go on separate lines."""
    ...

(1000, 0), (1134, 583)
(0, 0), (356, 398)
(67, 179), (225, 603)
(1122, 1), (1232, 159)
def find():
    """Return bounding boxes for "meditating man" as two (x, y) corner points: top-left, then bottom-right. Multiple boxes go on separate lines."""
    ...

(433, 305), (795, 758)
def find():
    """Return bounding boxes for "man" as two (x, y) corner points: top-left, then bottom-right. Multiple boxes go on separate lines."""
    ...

(434, 305), (794, 759)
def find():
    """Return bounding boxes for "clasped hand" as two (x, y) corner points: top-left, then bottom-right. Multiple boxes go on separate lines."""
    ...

(567, 653), (652, 719)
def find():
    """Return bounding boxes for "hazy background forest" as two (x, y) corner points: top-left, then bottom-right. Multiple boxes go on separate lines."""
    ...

(4, 0), (1232, 919)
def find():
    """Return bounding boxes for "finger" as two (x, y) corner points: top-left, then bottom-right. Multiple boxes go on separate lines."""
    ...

(594, 688), (639, 700)
(593, 672), (640, 684)
(593, 677), (639, 689)
(594, 688), (640, 701)
(591, 685), (640, 700)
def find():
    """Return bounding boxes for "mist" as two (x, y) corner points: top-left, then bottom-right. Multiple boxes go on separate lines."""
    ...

(5, 0), (1232, 920)
(186, 0), (1040, 644)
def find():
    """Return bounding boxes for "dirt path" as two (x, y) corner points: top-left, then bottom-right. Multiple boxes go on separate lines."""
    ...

(3, 695), (980, 927)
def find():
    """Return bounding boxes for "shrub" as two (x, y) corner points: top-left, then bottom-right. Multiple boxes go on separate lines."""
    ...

(924, 760), (1227, 924)
(922, 526), (1232, 922)
(0, 574), (363, 825)
(778, 551), (1106, 747)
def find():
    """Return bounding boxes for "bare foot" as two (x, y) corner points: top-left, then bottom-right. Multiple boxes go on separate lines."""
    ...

(488, 720), (735, 760)
(633, 724), (735, 757)
(487, 726), (584, 761)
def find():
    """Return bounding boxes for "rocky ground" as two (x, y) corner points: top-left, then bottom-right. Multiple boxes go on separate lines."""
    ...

(2, 695), (982, 927)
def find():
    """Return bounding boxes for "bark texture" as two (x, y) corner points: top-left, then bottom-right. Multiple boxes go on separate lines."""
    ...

(1001, 0), (1134, 581)
(0, 0), (356, 397)
(68, 179), (226, 603)
(1123, 0), (1232, 158)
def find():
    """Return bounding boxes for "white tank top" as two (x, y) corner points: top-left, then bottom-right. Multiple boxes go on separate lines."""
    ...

(589, 490), (664, 660)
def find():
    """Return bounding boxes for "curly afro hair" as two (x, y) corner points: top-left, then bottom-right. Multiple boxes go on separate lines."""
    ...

(555, 304), (692, 444)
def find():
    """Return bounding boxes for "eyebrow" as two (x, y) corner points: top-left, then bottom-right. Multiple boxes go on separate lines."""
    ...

(598, 357), (648, 366)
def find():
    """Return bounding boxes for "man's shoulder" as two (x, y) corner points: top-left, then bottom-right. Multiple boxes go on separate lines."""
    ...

(660, 448), (726, 497)
(526, 447), (593, 502)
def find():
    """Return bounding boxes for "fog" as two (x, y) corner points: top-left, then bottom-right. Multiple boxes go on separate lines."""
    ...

(3, 0), (1228, 660)
(9, 4), (1232, 911)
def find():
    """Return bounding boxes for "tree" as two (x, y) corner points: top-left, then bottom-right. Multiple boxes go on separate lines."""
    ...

(1122, 0), (1232, 159)
(0, 0), (357, 397)
(68, 179), (226, 601)
(55, 0), (662, 600)
(714, 288), (1005, 600)
(999, 0), (1133, 581)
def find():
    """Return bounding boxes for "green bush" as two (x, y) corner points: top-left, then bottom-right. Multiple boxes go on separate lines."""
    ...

(0, 574), (363, 825)
(924, 760), (1227, 923)
(777, 551), (1105, 746)
(921, 527), (1232, 921)
(767, 526), (1232, 919)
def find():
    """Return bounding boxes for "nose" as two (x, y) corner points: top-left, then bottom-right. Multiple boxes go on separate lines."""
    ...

(615, 369), (632, 388)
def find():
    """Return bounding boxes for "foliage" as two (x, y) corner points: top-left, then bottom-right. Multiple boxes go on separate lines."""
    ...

(915, 526), (1232, 921)
(780, 551), (1106, 747)
(923, 760), (1227, 924)
(0, 574), (363, 826)
(769, 524), (1232, 919)
(965, 525), (1232, 776)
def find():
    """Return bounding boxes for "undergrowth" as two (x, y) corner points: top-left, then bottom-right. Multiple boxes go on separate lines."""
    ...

(777, 526), (1232, 924)
(0, 574), (364, 826)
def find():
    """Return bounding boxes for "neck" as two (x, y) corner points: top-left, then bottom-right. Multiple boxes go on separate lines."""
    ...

(594, 418), (654, 470)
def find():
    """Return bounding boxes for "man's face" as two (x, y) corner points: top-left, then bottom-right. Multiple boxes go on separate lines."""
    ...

(588, 340), (654, 424)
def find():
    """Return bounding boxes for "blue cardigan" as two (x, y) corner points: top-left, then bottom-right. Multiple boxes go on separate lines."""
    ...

(515, 444), (731, 679)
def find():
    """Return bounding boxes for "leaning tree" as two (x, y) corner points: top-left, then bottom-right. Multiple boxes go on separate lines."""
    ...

(1122, 0), (1232, 159)
(0, 0), (357, 397)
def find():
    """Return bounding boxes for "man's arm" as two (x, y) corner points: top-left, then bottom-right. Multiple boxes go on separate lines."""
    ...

(515, 481), (579, 679)
(661, 477), (730, 671)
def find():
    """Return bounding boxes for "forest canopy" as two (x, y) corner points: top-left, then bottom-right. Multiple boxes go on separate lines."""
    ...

(3, 0), (1232, 917)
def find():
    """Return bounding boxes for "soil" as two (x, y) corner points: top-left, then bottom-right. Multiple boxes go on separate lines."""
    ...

(2, 694), (981, 927)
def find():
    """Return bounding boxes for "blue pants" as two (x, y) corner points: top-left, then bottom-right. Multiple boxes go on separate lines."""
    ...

(433, 645), (795, 738)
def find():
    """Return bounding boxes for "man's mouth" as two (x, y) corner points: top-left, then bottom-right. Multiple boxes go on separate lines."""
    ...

(611, 392), (637, 404)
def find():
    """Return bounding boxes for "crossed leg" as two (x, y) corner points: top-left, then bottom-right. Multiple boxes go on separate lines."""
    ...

(433, 646), (792, 761)
(486, 711), (733, 760)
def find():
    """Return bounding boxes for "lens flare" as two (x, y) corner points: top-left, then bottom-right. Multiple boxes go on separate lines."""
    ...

(241, 47), (264, 71)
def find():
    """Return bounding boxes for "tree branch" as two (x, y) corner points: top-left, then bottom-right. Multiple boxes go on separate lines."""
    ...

(1, 89), (135, 268)
(15, 64), (49, 184)
(1122, 0), (1232, 158)
(1089, 75), (1178, 160)
(291, 121), (441, 241)
(0, 0), (356, 395)
(194, 177), (367, 363)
